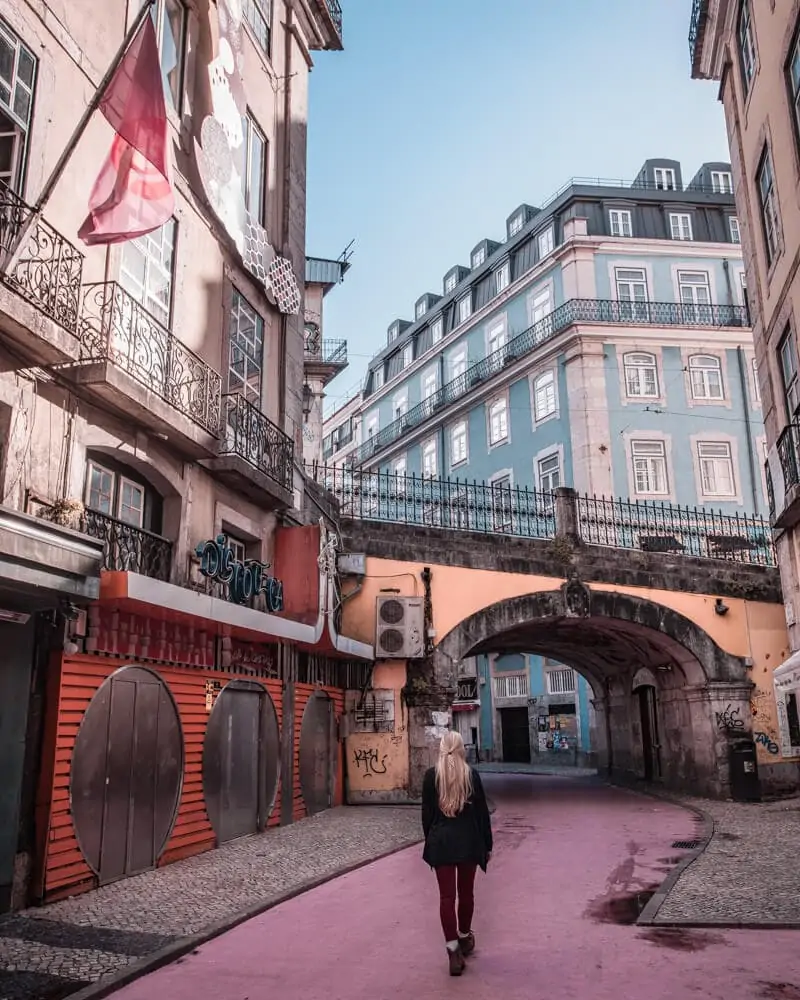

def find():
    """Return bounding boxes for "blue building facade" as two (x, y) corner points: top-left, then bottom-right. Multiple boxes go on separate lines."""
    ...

(325, 158), (765, 517)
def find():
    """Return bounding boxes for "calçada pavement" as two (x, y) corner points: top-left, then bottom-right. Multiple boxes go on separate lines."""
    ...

(108, 774), (800, 1000)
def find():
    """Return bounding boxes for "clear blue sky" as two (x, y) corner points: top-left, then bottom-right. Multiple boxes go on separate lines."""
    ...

(305, 0), (728, 410)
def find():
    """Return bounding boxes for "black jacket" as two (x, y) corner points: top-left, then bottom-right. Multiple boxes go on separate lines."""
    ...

(421, 766), (493, 871)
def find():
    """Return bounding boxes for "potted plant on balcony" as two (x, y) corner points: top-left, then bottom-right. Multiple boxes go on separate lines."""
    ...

(40, 497), (85, 529)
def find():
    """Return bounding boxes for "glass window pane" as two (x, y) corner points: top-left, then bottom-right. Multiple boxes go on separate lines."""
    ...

(249, 126), (266, 224)
(17, 47), (34, 88)
(12, 87), (28, 124)
(0, 36), (13, 90)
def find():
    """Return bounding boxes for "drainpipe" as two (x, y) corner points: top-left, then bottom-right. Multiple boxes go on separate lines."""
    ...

(736, 345), (760, 515)
(278, 1), (295, 427)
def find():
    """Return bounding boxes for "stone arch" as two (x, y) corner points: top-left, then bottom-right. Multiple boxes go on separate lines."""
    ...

(421, 585), (752, 799)
(83, 443), (183, 500)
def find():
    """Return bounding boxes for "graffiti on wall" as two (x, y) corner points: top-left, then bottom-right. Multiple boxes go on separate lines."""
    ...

(353, 747), (388, 776)
(754, 732), (779, 755)
(715, 704), (745, 732)
(346, 690), (395, 733)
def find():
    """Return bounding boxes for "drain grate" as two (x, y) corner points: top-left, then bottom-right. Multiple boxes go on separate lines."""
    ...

(671, 839), (703, 850)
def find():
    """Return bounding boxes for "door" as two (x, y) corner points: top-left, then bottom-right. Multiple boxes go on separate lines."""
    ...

(501, 707), (531, 764)
(638, 685), (662, 781)
(203, 681), (280, 844)
(299, 692), (335, 815)
(70, 667), (183, 885)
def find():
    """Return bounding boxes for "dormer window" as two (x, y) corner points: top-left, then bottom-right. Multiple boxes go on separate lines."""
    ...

(654, 167), (676, 190)
(388, 324), (400, 343)
(431, 316), (443, 344)
(445, 273), (457, 294)
(416, 300), (427, 319)
(711, 171), (733, 194)
(509, 213), (524, 237)
(537, 226), (554, 259)
(373, 367), (384, 391)
(495, 261), (511, 294)
(471, 247), (486, 269)
(458, 294), (472, 325)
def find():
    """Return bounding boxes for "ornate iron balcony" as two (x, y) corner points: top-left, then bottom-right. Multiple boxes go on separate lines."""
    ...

(777, 422), (800, 494)
(219, 392), (294, 492)
(355, 297), (750, 464)
(689, 0), (707, 63)
(0, 180), (84, 331)
(79, 282), (222, 435)
(326, 0), (342, 37)
(83, 508), (172, 580)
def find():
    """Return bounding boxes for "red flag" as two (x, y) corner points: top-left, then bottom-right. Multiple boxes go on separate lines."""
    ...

(78, 15), (174, 246)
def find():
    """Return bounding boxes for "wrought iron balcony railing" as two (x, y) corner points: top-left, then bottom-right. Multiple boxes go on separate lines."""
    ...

(79, 282), (222, 435)
(326, 0), (342, 37)
(355, 297), (750, 463)
(219, 392), (294, 492)
(689, 0), (707, 63)
(0, 180), (84, 331)
(777, 421), (800, 496)
(305, 338), (348, 365)
(576, 495), (774, 567)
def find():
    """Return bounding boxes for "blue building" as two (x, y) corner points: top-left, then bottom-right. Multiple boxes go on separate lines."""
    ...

(324, 158), (765, 517)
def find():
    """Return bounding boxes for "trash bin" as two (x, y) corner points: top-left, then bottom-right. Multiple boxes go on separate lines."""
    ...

(729, 738), (761, 802)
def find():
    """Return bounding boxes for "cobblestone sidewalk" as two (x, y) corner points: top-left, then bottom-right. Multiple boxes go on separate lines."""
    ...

(652, 793), (800, 926)
(0, 806), (422, 1000)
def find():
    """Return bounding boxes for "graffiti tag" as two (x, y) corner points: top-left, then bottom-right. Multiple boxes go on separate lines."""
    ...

(716, 704), (745, 731)
(754, 732), (780, 755)
(353, 747), (388, 776)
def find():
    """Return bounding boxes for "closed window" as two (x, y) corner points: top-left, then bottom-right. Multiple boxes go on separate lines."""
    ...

(393, 455), (406, 477)
(669, 213), (693, 241)
(241, 112), (267, 226)
(533, 370), (557, 420)
(120, 218), (177, 327)
(757, 146), (780, 265)
(488, 397), (508, 445)
(697, 441), (736, 497)
(388, 325), (400, 343)
(415, 300), (427, 319)
(228, 288), (264, 405)
(449, 347), (467, 381)
(373, 367), (385, 391)
(729, 216), (741, 243)
(422, 368), (438, 399)
(615, 267), (648, 320)
(531, 286), (551, 325)
(509, 213), (524, 237)
(538, 226), (555, 259)
(609, 209), (632, 237)
(366, 413), (378, 439)
(445, 273), (457, 294)
(458, 295), (472, 324)
(431, 316), (443, 344)
(402, 342), (413, 368)
(738, 0), (757, 90)
(688, 354), (724, 401)
(678, 270), (711, 321)
(393, 392), (408, 420)
(546, 667), (575, 695)
(85, 459), (147, 529)
(471, 247), (486, 269)
(422, 438), (437, 478)
(490, 475), (513, 531)
(495, 261), (511, 294)
(711, 171), (733, 194)
(243, 0), (271, 53)
(537, 452), (561, 492)
(451, 421), (468, 466)
(624, 352), (659, 399)
(654, 167), (676, 190)
(0, 20), (37, 191)
(631, 440), (668, 495)
(149, 0), (186, 110)
(487, 320), (506, 355)
(780, 329), (800, 416)
(789, 27), (800, 147)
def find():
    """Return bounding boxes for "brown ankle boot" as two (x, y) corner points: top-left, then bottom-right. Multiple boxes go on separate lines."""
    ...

(459, 931), (475, 957)
(448, 945), (465, 976)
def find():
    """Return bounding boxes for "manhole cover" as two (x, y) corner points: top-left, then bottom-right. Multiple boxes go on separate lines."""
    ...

(671, 839), (703, 850)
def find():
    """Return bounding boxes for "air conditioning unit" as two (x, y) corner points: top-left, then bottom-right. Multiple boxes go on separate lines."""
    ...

(375, 596), (425, 659)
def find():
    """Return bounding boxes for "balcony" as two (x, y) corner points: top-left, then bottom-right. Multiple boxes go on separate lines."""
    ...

(306, 0), (343, 49)
(355, 297), (750, 465)
(203, 393), (294, 508)
(304, 337), (348, 387)
(71, 282), (222, 457)
(0, 180), (84, 364)
(773, 422), (800, 529)
(689, 0), (709, 75)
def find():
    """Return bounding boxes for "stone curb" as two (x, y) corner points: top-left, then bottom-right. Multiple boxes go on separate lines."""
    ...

(63, 834), (424, 1000)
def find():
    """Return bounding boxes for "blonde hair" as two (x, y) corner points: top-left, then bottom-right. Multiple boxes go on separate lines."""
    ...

(435, 731), (473, 818)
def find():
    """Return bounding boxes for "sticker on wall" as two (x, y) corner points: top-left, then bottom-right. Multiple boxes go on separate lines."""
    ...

(194, 0), (300, 314)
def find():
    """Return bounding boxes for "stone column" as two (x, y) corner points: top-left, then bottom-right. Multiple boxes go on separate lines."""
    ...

(554, 486), (579, 540)
(686, 681), (755, 798)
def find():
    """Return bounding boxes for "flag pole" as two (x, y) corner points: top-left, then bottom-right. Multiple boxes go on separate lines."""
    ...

(2, 0), (156, 274)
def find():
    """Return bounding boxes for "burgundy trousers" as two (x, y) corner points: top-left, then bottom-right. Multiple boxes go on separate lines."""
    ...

(435, 863), (478, 941)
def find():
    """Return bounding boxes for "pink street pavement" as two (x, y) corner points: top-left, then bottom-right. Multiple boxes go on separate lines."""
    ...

(110, 775), (800, 1000)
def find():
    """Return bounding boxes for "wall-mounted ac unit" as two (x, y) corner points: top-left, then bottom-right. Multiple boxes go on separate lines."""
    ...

(375, 596), (425, 659)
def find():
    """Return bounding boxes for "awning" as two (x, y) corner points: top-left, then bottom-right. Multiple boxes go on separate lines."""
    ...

(773, 649), (800, 691)
(452, 702), (480, 712)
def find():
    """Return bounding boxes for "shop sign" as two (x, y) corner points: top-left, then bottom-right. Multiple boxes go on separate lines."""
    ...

(230, 640), (279, 677)
(455, 677), (478, 703)
(195, 535), (284, 611)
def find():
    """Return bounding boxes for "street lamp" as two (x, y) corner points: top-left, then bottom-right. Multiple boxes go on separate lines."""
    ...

(302, 382), (313, 420)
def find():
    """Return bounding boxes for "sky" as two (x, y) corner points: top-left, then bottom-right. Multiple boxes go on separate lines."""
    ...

(305, 0), (729, 413)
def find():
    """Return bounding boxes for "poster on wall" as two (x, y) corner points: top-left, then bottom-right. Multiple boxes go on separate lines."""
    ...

(774, 662), (800, 758)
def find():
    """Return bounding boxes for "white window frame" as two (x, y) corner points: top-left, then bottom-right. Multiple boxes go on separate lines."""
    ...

(758, 146), (780, 266)
(422, 367), (438, 400)
(471, 247), (486, 269)
(688, 354), (724, 401)
(537, 225), (555, 259)
(669, 212), (693, 241)
(448, 346), (468, 381)
(365, 412), (379, 439)
(711, 171), (733, 194)
(654, 167), (676, 191)
(615, 267), (649, 320)
(752, 356), (761, 404)
(678, 270), (712, 321)
(458, 294), (472, 324)
(631, 439), (669, 496)
(85, 459), (115, 516)
(697, 441), (736, 498)
(415, 301), (427, 320)
(450, 420), (468, 468)
(532, 370), (557, 422)
(494, 261), (511, 295)
(537, 451), (561, 492)
(623, 352), (659, 399)
(444, 273), (457, 294)
(392, 391), (408, 420)
(402, 342), (413, 369)
(373, 367), (385, 391)
(509, 213), (524, 237)
(546, 667), (576, 695)
(609, 209), (632, 238)
(530, 286), (551, 326)
(780, 331), (800, 417)
(392, 455), (406, 477)
(117, 475), (146, 529)
(489, 471), (514, 532)
(422, 437), (437, 478)
(486, 319), (506, 356)
(488, 396), (509, 446)
(729, 216), (741, 244)
(430, 316), (444, 344)
(120, 218), (177, 328)
(388, 324), (400, 343)
(739, 0), (756, 90)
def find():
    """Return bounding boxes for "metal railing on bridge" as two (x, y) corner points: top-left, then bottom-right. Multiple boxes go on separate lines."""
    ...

(307, 465), (776, 567)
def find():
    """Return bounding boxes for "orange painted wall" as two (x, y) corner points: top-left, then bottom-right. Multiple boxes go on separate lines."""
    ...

(273, 524), (321, 625)
(41, 654), (283, 902)
(292, 684), (345, 822)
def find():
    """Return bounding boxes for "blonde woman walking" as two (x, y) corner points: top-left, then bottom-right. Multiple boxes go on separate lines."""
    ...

(421, 731), (493, 976)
